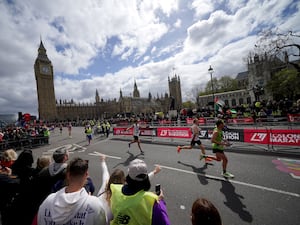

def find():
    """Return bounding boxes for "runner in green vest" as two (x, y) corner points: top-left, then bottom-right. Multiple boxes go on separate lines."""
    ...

(211, 120), (234, 178)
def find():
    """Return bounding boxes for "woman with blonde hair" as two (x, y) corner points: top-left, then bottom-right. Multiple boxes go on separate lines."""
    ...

(0, 149), (18, 169)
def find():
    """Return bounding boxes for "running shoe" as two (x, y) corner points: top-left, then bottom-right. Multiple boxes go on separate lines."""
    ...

(177, 146), (181, 153)
(222, 172), (234, 178)
(140, 150), (144, 155)
(199, 154), (206, 161)
(128, 143), (131, 148)
(205, 157), (213, 162)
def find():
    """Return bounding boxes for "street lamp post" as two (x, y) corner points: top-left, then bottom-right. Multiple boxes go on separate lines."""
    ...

(208, 65), (215, 116)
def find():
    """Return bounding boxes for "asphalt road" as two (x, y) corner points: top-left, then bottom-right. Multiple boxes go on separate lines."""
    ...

(29, 127), (300, 225)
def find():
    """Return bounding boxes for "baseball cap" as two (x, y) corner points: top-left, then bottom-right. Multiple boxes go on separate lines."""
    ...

(128, 159), (148, 181)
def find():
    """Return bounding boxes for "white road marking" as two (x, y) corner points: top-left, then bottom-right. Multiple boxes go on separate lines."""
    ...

(159, 164), (300, 198)
(73, 143), (87, 151)
(89, 151), (122, 160)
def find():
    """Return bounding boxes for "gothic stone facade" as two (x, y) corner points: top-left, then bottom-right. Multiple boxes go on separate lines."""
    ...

(34, 42), (182, 121)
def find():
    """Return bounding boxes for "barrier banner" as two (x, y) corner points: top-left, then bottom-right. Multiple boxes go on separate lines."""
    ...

(113, 127), (155, 137)
(243, 129), (269, 144)
(227, 117), (254, 124)
(244, 129), (300, 146)
(186, 118), (207, 125)
(287, 114), (300, 122)
(157, 127), (191, 138)
(140, 128), (156, 137)
(186, 118), (193, 125)
(199, 127), (244, 142)
(269, 129), (300, 146)
(113, 127), (131, 136)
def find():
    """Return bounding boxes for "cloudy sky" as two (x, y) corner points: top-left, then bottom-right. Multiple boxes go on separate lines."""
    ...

(0, 0), (299, 117)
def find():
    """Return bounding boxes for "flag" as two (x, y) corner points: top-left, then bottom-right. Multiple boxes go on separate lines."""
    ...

(215, 99), (225, 113)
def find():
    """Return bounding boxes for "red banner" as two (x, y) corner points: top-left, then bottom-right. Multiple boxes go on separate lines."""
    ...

(287, 114), (300, 122)
(113, 127), (132, 136)
(244, 129), (300, 146)
(113, 127), (155, 137)
(227, 118), (254, 124)
(269, 129), (300, 146)
(186, 118), (193, 125)
(186, 117), (206, 125)
(157, 127), (191, 138)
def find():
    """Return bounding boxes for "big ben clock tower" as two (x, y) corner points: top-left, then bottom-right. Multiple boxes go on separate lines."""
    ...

(34, 40), (57, 121)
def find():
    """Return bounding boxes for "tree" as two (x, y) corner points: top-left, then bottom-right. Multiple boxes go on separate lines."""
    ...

(202, 76), (238, 95)
(204, 77), (219, 94)
(218, 76), (239, 92)
(255, 29), (300, 73)
(182, 101), (196, 109)
(266, 69), (300, 101)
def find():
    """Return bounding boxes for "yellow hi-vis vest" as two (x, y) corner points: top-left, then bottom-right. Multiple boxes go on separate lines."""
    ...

(86, 127), (92, 135)
(110, 184), (158, 225)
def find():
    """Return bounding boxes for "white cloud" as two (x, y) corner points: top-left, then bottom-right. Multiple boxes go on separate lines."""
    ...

(0, 0), (299, 117)
(174, 19), (182, 28)
(190, 0), (214, 19)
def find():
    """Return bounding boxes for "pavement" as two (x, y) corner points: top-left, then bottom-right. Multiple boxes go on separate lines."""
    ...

(110, 135), (300, 159)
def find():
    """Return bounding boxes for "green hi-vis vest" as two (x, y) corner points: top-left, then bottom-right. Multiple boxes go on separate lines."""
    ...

(110, 184), (158, 225)
(86, 128), (92, 135)
(43, 129), (50, 137)
(212, 127), (224, 150)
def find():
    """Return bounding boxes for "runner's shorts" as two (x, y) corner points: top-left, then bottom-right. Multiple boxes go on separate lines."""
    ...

(190, 140), (201, 146)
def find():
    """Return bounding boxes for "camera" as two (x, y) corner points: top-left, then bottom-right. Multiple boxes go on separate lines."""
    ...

(155, 184), (161, 195)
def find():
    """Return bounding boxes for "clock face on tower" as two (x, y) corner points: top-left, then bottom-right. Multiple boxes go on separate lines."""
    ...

(40, 65), (51, 75)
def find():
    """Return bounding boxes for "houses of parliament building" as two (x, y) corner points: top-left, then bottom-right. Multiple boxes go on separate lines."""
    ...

(34, 41), (182, 122)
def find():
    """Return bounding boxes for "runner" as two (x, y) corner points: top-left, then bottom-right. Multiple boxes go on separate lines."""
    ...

(67, 122), (72, 138)
(85, 125), (93, 145)
(211, 119), (234, 178)
(177, 118), (213, 163)
(126, 119), (144, 154)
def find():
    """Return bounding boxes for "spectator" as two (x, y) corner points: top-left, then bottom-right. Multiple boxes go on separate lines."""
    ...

(34, 155), (52, 175)
(0, 149), (35, 225)
(97, 154), (126, 225)
(34, 147), (69, 203)
(110, 159), (170, 225)
(14, 147), (70, 225)
(191, 198), (222, 225)
(0, 149), (18, 169)
(97, 154), (162, 225)
(37, 157), (107, 225)
(10, 149), (34, 186)
(52, 173), (95, 194)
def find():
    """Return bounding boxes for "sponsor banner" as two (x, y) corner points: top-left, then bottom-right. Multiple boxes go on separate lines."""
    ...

(199, 127), (244, 142)
(244, 129), (300, 146)
(227, 118), (254, 124)
(140, 128), (156, 137)
(244, 129), (269, 144)
(186, 117), (206, 125)
(159, 120), (172, 125)
(157, 127), (192, 138)
(113, 127), (156, 137)
(113, 127), (132, 136)
(287, 114), (300, 122)
(269, 129), (300, 146)
(186, 118), (193, 125)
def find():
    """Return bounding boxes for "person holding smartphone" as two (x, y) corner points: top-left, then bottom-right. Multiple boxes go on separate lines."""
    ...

(110, 159), (170, 225)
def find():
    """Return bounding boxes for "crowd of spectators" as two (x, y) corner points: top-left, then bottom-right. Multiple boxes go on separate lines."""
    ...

(1, 98), (299, 151)
(1, 145), (223, 225)
(0, 125), (51, 151)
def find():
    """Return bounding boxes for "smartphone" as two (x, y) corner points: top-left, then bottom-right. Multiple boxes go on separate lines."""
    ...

(155, 184), (161, 195)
